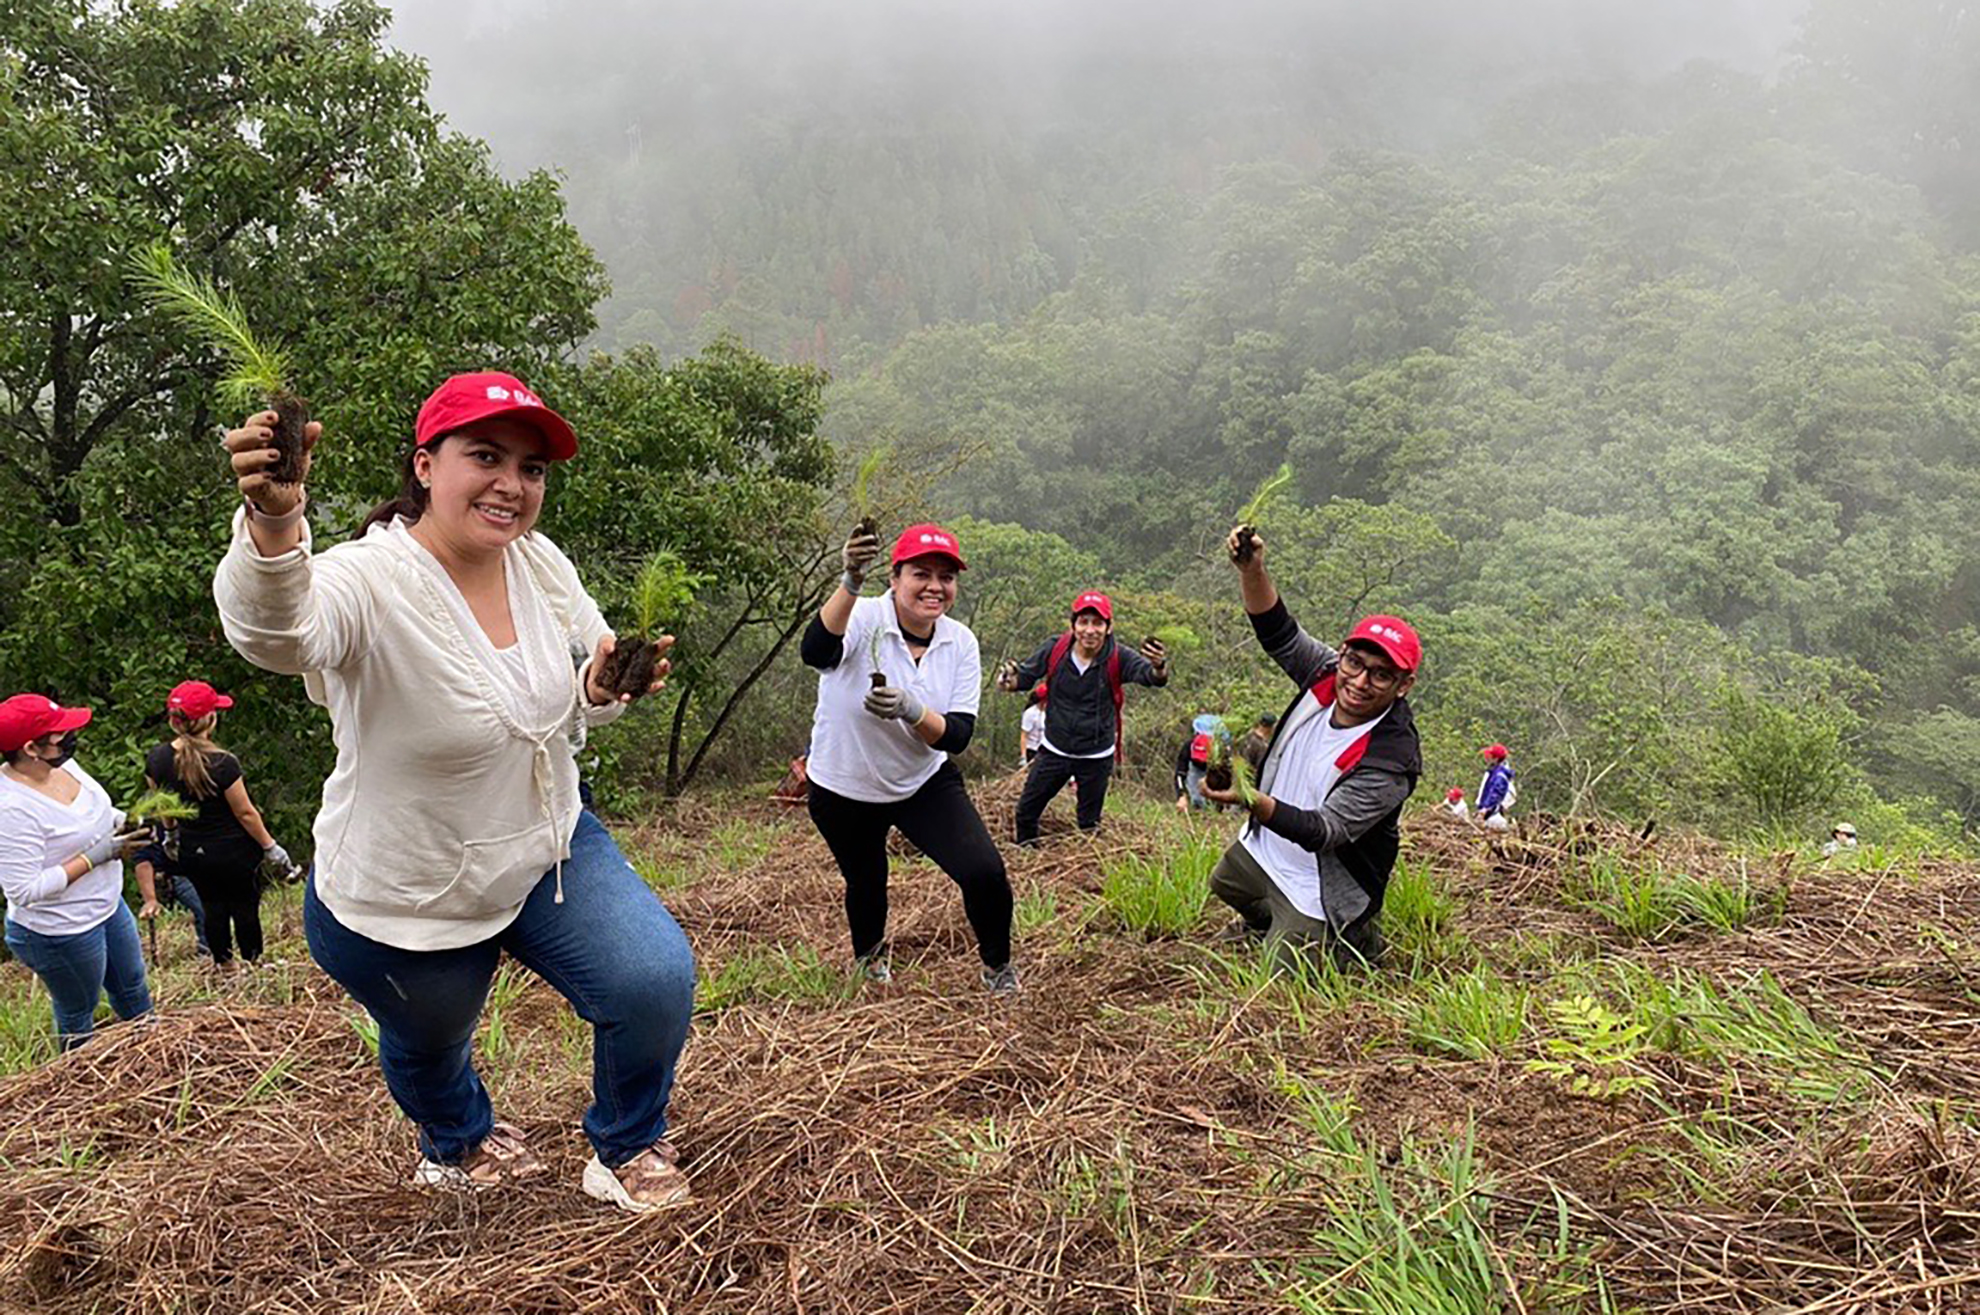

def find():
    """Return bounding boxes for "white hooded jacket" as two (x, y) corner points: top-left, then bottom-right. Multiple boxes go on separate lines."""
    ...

(214, 510), (626, 950)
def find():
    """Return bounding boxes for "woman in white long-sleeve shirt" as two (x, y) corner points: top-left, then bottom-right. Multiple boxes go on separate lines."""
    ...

(215, 372), (695, 1212)
(0, 694), (151, 1048)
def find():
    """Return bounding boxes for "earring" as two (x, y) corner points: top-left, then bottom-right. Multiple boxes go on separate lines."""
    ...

(419, 480), (431, 490)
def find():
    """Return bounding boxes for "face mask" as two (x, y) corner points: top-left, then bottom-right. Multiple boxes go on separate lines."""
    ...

(34, 732), (78, 769)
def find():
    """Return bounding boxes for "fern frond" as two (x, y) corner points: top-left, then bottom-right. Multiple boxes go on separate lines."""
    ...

(128, 243), (290, 409)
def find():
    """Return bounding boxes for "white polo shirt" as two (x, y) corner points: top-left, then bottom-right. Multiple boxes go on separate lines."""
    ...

(807, 594), (983, 804)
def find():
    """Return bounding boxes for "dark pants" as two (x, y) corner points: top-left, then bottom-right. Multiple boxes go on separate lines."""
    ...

(199, 888), (264, 963)
(304, 810), (696, 1167)
(1209, 841), (1384, 970)
(183, 834), (264, 964)
(1014, 749), (1114, 843)
(807, 762), (1013, 968)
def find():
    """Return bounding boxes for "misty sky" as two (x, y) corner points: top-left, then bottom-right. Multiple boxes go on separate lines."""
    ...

(385, 0), (1812, 176)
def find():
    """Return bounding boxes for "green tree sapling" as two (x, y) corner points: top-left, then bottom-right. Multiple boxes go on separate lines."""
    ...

(1232, 463), (1293, 565)
(128, 245), (310, 483)
(600, 551), (705, 699)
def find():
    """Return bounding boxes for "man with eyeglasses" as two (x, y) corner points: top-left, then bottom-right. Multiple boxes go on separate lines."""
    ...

(1200, 526), (1423, 968)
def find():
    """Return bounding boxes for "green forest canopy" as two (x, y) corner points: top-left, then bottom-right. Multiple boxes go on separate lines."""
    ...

(3, 0), (1977, 843)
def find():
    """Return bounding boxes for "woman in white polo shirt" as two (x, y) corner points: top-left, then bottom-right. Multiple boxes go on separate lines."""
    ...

(801, 522), (1016, 993)
(0, 693), (152, 1048)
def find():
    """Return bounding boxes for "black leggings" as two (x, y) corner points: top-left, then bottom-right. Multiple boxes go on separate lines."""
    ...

(807, 763), (1013, 968)
(1014, 749), (1114, 843)
(183, 836), (264, 964)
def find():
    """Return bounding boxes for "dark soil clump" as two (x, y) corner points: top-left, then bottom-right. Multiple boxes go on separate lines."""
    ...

(598, 636), (659, 699)
(266, 390), (311, 485)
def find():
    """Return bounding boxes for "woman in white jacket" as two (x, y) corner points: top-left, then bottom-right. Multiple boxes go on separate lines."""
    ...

(216, 372), (695, 1212)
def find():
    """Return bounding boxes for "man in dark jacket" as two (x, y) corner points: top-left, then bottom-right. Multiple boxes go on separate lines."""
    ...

(1201, 527), (1422, 968)
(998, 591), (1168, 843)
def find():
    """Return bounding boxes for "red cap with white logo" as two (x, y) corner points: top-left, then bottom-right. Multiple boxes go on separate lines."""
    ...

(0, 693), (93, 754)
(1344, 614), (1422, 673)
(1481, 744), (1509, 760)
(166, 680), (235, 721)
(1071, 591), (1113, 621)
(890, 523), (967, 570)
(414, 371), (578, 461)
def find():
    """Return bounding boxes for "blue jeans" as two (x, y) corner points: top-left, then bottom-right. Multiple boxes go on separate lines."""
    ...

(304, 810), (695, 1168)
(169, 875), (211, 954)
(4, 903), (153, 1048)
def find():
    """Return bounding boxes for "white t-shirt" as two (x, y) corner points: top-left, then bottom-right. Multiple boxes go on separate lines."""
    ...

(807, 594), (983, 804)
(0, 761), (127, 936)
(1241, 693), (1386, 920)
(1020, 704), (1046, 752)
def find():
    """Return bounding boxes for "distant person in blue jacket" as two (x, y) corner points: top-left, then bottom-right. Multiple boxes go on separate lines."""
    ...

(1476, 744), (1515, 830)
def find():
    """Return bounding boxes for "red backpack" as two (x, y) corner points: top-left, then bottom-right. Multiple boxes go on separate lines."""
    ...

(1045, 632), (1125, 761)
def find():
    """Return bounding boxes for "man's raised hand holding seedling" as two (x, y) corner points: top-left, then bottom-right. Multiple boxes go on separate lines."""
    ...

(1197, 521), (1424, 970)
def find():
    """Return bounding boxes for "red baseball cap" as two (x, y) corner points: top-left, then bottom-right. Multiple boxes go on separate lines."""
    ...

(167, 680), (235, 720)
(1344, 614), (1422, 673)
(414, 371), (578, 461)
(0, 693), (92, 754)
(1032, 683), (1049, 700)
(890, 523), (967, 569)
(1071, 590), (1113, 621)
(1481, 744), (1509, 760)
(1446, 787), (1465, 802)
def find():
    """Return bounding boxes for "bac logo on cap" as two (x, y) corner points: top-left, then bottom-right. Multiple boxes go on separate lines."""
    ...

(483, 385), (542, 407)
(1368, 624), (1405, 642)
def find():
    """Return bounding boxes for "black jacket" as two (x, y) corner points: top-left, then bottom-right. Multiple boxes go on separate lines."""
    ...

(1010, 632), (1166, 757)
(1245, 600), (1422, 940)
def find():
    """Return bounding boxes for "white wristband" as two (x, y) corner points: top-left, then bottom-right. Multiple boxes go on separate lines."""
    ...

(244, 489), (307, 530)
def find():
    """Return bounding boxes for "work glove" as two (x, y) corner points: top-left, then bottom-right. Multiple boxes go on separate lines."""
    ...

(263, 841), (293, 873)
(842, 526), (883, 592)
(81, 828), (147, 870)
(995, 660), (1020, 692)
(863, 685), (926, 725)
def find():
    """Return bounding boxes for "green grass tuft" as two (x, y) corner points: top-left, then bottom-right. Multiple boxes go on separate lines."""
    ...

(1100, 832), (1217, 938)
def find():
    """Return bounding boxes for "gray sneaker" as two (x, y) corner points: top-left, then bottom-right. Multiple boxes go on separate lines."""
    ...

(855, 952), (893, 985)
(981, 962), (1021, 995)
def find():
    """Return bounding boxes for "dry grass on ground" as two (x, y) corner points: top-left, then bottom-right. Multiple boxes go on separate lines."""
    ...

(2, 777), (1977, 1313)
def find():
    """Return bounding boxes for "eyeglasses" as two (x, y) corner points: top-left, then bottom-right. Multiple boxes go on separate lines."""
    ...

(1338, 647), (1405, 690)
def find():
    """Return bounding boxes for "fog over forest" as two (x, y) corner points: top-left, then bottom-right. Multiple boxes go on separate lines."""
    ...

(360, 0), (1980, 835)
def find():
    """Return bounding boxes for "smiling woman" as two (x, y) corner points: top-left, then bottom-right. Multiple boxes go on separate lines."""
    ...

(799, 520), (1016, 994)
(212, 371), (699, 1214)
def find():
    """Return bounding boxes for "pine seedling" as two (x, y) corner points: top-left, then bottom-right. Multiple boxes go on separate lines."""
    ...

(1232, 462), (1294, 564)
(866, 626), (888, 689)
(851, 446), (888, 536)
(631, 551), (705, 638)
(1228, 752), (1259, 807)
(129, 244), (311, 483)
(125, 789), (196, 824)
(600, 551), (705, 700)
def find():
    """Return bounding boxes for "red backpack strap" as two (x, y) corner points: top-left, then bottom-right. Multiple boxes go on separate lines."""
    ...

(1107, 646), (1125, 761)
(1044, 631), (1074, 688)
